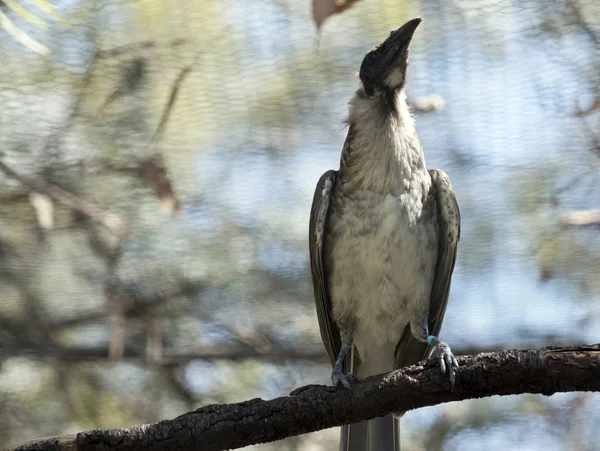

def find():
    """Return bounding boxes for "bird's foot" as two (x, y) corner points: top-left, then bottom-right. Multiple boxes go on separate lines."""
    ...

(427, 335), (458, 387)
(331, 369), (356, 389)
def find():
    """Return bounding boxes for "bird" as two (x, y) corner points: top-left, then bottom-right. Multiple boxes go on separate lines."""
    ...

(309, 18), (460, 451)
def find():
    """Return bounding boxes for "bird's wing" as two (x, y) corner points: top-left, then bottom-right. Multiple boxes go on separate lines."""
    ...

(395, 168), (460, 368)
(309, 169), (341, 368)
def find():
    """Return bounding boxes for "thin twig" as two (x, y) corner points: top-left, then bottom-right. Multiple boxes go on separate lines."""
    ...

(0, 159), (125, 237)
(149, 60), (197, 144)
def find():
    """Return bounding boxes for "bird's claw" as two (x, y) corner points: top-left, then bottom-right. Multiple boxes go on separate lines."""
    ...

(332, 369), (356, 389)
(428, 336), (458, 387)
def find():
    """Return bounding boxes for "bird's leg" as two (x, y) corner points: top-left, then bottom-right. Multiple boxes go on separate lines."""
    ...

(410, 314), (458, 386)
(331, 327), (357, 389)
(426, 335), (459, 386)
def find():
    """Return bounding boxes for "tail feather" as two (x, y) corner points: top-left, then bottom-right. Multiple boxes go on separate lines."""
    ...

(368, 414), (400, 451)
(339, 346), (401, 450)
(339, 415), (400, 451)
(340, 422), (367, 451)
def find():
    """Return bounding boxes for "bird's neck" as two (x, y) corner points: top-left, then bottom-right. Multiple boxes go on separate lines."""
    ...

(339, 88), (427, 194)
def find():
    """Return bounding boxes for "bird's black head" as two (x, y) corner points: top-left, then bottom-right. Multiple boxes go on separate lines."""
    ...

(359, 18), (422, 97)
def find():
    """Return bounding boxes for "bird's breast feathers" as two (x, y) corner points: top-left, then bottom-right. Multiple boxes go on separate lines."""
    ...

(326, 187), (438, 351)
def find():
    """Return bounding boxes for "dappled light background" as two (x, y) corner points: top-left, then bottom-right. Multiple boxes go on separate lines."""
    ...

(1, 0), (600, 449)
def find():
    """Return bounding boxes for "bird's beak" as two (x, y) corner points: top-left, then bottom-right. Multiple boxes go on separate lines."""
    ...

(381, 17), (422, 65)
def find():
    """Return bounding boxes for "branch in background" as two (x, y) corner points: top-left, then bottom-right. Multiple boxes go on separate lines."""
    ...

(566, 0), (600, 118)
(103, 276), (204, 363)
(45, 38), (188, 154)
(559, 209), (600, 227)
(407, 94), (445, 113)
(0, 159), (126, 238)
(1, 342), (329, 366)
(575, 104), (600, 156)
(149, 62), (196, 144)
(95, 38), (188, 59)
(1, 295), (584, 366)
(41, 51), (100, 158)
(1, 336), (588, 367)
(7, 344), (600, 451)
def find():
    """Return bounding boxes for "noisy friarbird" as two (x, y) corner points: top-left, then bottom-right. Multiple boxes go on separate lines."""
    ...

(309, 18), (460, 451)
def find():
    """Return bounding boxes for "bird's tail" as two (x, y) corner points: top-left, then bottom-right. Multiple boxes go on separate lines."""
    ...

(339, 346), (401, 450)
(340, 415), (400, 451)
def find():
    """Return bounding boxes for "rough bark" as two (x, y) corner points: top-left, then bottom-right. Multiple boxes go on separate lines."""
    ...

(7, 344), (600, 451)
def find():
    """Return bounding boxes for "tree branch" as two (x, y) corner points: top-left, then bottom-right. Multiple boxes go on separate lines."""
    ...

(7, 344), (600, 451)
(0, 159), (126, 237)
(95, 39), (188, 59)
(559, 208), (600, 227)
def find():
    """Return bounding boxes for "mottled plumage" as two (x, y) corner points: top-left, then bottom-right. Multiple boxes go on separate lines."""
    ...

(309, 18), (460, 451)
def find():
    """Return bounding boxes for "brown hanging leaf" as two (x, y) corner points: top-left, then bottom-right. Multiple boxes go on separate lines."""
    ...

(312, 0), (361, 30)
(139, 154), (181, 214)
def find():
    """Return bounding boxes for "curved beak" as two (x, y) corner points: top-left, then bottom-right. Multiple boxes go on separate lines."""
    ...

(381, 17), (422, 64)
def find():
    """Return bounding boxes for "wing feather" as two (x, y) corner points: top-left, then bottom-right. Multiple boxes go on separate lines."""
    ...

(309, 170), (341, 368)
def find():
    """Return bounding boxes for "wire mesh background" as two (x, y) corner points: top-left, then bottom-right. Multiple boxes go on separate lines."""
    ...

(1, 0), (600, 449)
